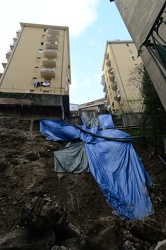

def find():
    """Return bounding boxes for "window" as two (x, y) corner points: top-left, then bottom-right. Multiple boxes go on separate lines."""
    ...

(38, 49), (42, 54)
(40, 42), (44, 46)
(32, 77), (37, 82)
(36, 57), (40, 62)
(126, 43), (129, 47)
(34, 67), (39, 73)
(132, 56), (135, 61)
(44, 78), (51, 82)
(44, 29), (47, 32)
(129, 49), (132, 53)
(43, 91), (49, 94)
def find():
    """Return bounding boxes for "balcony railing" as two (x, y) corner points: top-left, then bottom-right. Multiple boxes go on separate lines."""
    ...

(109, 74), (115, 82)
(40, 68), (55, 77)
(46, 42), (58, 50)
(106, 60), (111, 67)
(16, 29), (21, 35)
(138, 3), (166, 70)
(47, 34), (59, 42)
(6, 50), (12, 59)
(42, 58), (56, 67)
(48, 28), (59, 35)
(0, 70), (3, 78)
(114, 89), (121, 101)
(108, 67), (114, 74)
(44, 49), (57, 58)
(13, 36), (18, 42)
(103, 82), (106, 93)
(101, 75), (105, 86)
(2, 60), (7, 69)
(104, 53), (109, 60)
(10, 42), (17, 50)
(111, 81), (117, 91)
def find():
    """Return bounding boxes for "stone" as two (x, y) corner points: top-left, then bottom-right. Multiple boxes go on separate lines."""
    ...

(80, 216), (123, 250)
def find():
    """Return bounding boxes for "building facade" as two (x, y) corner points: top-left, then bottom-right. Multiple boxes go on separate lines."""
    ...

(110, 0), (166, 110)
(78, 98), (107, 119)
(102, 40), (143, 126)
(0, 22), (71, 121)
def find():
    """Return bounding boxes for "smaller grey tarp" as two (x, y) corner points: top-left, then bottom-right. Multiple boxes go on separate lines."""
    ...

(54, 141), (90, 173)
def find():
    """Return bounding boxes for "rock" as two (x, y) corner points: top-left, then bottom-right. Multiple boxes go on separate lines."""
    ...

(66, 223), (81, 238)
(51, 246), (68, 250)
(154, 239), (166, 250)
(39, 150), (52, 157)
(127, 220), (166, 243)
(123, 240), (136, 250)
(24, 151), (40, 161)
(0, 157), (10, 171)
(57, 173), (64, 179)
(18, 196), (68, 234)
(0, 227), (55, 250)
(80, 216), (123, 250)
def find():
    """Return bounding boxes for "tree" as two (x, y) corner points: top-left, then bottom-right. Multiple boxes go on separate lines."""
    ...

(140, 67), (166, 153)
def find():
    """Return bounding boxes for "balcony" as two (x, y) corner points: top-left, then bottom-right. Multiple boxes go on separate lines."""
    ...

(40, 68), (55, 77)
(114, 90), (121, 101)
(109, 74), (115, 82)
(106, 60), (111, 67)
(108, 67), (113, 75)
(6, 51), (12, 58)
(48, 28), (59, 35)
(42, 58), (56, 67)
(13, 36), (18, 42)
(101, 75), (105, 86)
(2, 60), (7, 69)
(6, 50), (12, 59)
(46, 42), (58, 50)
(0, 71), (3, 78)
(10, 42), (17, 50)
(104, 53), (109, 60)
(44, 49), (57, 58)
(16, 29), (21, 35)
(103, 82), (106, 92)
(111, 81), (117, 91)
(47, 34), (59, 42)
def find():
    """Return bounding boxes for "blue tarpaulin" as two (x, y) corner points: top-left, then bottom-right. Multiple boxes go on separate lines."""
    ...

(40, 114), (154, 220)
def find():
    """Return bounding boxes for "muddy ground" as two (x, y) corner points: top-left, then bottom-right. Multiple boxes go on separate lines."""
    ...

(0, 116), (166, 247)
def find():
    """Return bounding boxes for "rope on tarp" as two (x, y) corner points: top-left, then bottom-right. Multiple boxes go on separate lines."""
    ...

(64, 117), (141, 143)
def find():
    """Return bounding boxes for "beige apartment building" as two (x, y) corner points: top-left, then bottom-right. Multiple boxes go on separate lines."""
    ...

(0, 22), (71, 124)
(102, 40), (143, 125)
(110, 0), (166, 110)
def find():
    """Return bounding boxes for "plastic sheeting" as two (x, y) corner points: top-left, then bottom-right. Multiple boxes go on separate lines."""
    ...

(40, 115), (154, 220)
(54, 141), (89, 173)
(40, 119), (80, 141)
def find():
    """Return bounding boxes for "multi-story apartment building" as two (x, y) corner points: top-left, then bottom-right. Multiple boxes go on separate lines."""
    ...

(110, 0), (166, 110)
(0, 22), (71, 126)
(102, 40), (143, 126)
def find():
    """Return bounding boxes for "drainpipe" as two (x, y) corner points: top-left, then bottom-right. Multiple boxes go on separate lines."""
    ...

(60, 29), (65, 119)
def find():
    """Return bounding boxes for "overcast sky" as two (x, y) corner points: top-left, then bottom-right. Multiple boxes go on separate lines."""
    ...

(0, 0), (131, 104)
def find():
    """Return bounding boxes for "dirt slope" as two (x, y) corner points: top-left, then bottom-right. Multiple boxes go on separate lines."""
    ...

(0, 116), (166, 237)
